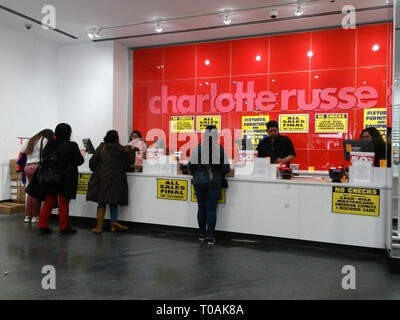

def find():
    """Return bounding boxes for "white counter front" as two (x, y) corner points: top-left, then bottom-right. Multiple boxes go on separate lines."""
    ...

(68, 170), (393, 250)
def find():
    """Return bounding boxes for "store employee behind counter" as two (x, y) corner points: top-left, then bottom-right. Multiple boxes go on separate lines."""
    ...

(256, 120), (296, 165)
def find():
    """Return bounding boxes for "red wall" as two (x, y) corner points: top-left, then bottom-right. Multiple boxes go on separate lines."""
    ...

(132, 23), (393, 170)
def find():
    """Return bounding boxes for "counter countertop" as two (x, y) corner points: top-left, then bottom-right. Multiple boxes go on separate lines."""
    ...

(79, 170), (392, 188)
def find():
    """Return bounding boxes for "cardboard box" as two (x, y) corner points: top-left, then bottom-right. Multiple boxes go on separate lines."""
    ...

(9, 159), (17, 170)
(10, 173), (20, 181)
(11, 186), (25, 203)
(0, 202), (25, 214)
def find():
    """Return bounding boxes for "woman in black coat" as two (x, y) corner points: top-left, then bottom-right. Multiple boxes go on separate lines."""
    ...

(87, 130), (135, 233)
(37, 123), (84, 236)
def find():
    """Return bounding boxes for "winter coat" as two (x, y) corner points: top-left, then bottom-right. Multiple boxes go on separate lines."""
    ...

(86, 143), (135, 205)
(40, 140), (84, 200)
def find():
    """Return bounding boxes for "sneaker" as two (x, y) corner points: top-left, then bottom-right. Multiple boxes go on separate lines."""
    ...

(38, 228), (52, 236)
(24, 216), (31, 223)
(59, 228), (77, 236)
(199, 234), (206, 242)
(207, 238), (216, 246)
(31, 217), (39, 223)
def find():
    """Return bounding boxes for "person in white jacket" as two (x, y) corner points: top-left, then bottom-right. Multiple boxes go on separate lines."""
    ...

(20, 129), (54, 223)
(128, 130), (147, 172)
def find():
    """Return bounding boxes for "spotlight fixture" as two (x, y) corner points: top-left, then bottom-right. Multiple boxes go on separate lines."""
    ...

(223, 10), (232, 25)
(87, 27), (101, 39)
(294, 7), (304, 16)
(155, 22), (163, 33)
(294, 0), (304, 16)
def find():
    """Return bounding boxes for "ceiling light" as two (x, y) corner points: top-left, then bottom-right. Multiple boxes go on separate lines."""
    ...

(155, 22), (163, 33)
(307, 51), (313, 57)
(294, 7), (304, 16)
(372, 44), (380, 51)
(87, 27), (101, 39)
(223, 11), (232, 25)
(204, 60), (210, 66)
(295, 0), (304, 16)
(255, 55), (261, 61)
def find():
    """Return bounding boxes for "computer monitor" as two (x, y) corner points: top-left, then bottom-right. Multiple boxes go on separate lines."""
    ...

(342, 139), (375, 161)
(82, 138), (95, 154)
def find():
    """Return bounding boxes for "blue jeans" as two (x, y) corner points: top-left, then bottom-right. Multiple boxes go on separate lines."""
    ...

(193, 183), (222, 238)
(98, 204), (118, 222)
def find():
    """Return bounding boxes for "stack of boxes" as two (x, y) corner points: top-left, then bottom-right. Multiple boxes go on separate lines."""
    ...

(0, 159), (26, 214)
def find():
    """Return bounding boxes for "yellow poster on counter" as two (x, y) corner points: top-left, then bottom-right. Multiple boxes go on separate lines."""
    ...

(332, 187), (379, 216)
(170, 116), (195, 133)
(157, 179), (188, 201)
(196, 116), (221, 132)
(363, 108), (387, 138)
(241, 115), (269, 150)
(279, 114), (309, 133)
(191, 184), (226, 204)
(315, 113), (348, 133)
(77, 174), (91, 194)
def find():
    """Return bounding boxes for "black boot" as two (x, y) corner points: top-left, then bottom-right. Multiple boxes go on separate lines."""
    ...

(59, 228), (77, 236)
(38, 228), (52, 236)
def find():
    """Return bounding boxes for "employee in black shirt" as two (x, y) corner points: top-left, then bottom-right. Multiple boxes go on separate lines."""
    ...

(256, 120), (296, 165)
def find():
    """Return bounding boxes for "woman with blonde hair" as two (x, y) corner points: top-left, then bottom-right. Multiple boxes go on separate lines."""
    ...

(20, 129), (54, 223)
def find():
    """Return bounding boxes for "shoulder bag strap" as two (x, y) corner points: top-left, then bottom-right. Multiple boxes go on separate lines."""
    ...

(39, 137), (44, 164)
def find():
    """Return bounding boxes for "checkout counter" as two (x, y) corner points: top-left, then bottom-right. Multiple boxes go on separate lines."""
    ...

(69, 148), (393, 251)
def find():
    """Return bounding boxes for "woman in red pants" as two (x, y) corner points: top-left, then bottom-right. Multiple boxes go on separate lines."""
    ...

(37, 123), (84, 236)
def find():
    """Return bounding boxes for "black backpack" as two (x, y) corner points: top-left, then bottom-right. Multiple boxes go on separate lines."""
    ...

(38, 152), (64, 184)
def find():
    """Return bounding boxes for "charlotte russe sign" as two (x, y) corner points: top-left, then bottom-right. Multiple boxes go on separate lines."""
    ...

(148, 81), (381, 114)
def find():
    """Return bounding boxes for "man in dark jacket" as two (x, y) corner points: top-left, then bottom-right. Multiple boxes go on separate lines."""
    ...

(256, 120), (296, 165)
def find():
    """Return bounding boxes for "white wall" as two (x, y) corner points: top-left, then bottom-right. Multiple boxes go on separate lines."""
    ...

(57, 42), (114, 150)
(112, 41), (129, 145)
(0, 24), (129, 199)
(0, 21), (58, 166)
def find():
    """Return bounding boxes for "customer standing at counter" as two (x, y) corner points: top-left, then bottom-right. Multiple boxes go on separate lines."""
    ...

(37, 123), (84, 236)
(87, 130), (135, 233)
(256, 120), (296, 165)
(188, 125), (230, 246)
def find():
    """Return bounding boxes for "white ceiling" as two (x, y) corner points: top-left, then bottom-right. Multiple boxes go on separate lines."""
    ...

(0, 0), (393, 48)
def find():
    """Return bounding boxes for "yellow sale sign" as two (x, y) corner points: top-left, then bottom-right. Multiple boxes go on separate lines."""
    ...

(279, 114), (308, 133)
(315, 113), (347, 133)
(332, 187), (379, 216)
(170, 116), (195, 133)
(196, 116), (221, 132)
(77, 174), (91, 194)
(157, 179), (188, 201)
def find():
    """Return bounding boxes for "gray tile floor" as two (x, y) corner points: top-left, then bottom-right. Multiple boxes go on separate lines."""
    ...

(1, 212), (400, 300)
